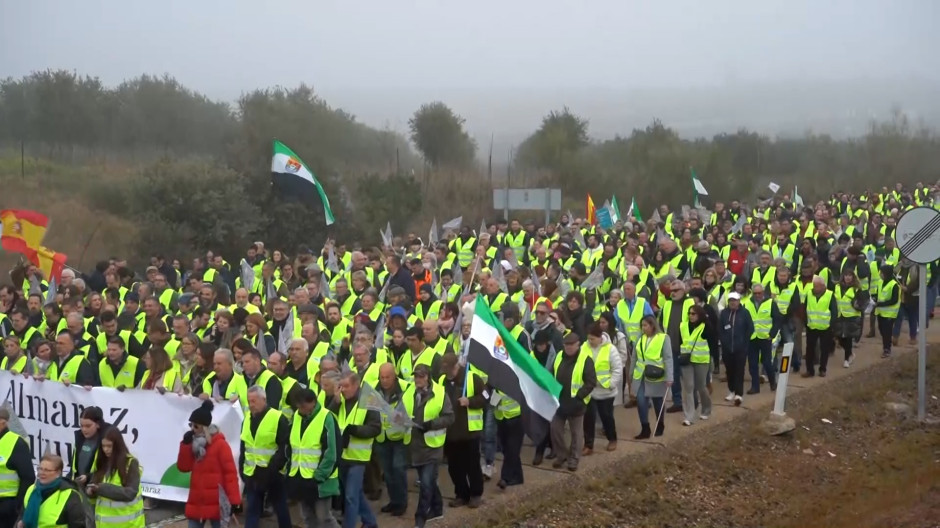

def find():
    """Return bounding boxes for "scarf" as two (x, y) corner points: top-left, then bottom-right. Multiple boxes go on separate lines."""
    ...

(191, 425), (217, 460)
(23, 478), (62, 528)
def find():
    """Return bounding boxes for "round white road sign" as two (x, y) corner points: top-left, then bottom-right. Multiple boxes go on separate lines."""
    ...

(895, 206), (940, 265)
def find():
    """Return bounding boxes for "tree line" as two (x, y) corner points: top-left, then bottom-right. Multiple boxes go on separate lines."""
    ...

(1, 69), (938, 263)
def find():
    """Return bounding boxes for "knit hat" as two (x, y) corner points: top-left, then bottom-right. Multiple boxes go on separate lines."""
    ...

(189, 400), (214, 426)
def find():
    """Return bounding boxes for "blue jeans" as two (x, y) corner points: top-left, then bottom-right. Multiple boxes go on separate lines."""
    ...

(188, 521), (221, 528)
(339, 464), (376, 528)
(635, 383), (665, 428)
(374, 440), (408, 510)
(482, 403), (497, 465)
(781, 318), (801, 371)
(670, 355), (682, 406)
(245, 477), (291, 528)
(748, 339), (776, 392)
(414, 461), (442, 524)
(894, 302), (919, 339)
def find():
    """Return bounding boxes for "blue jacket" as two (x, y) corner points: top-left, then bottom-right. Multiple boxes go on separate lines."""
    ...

(719, 306), (753, 355)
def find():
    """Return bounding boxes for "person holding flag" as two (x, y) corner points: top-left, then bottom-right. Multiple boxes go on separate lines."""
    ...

(438, 352), (485, 508)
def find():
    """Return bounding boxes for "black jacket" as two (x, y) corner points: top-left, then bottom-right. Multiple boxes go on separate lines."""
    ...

(554, 353), (596, 417)
(0, 429), (35, 518)
(440, 370), (486, 441)
(238, 407), (291, 490)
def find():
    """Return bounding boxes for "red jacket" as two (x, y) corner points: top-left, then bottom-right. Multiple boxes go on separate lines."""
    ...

(727, 249), (748, 276)
(177, 432), (241, 520)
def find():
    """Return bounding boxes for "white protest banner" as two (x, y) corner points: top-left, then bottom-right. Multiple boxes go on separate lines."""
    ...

(0, 372), (243, 502)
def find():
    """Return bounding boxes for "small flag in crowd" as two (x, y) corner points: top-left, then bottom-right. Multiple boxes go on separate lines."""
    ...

(586, 194), (596, 225)
(429, 218), (439, 246)
(610, 196), (622, 223)
(468, 297), (562, 442)
(794, 186), (804, 206)
(768, 182), (780, 194)
(690, 168), (709, 197)
(36, 246), (67, 284)
(628, 197), (642, 222)
(442, 216), (463, 231)
(380, 222), (393, 248)
(271, 140), (335, 226)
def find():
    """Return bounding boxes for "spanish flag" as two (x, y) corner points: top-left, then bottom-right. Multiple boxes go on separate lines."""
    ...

(586, 194), (596, 225)
(35, 246), (67, 284)
(1, 209), (49, 262)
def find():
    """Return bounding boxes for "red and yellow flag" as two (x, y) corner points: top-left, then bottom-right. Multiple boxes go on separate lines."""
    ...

(586, 194), (596, 225)
(1, 209), (49, 261)
(35, 246), (67, 283)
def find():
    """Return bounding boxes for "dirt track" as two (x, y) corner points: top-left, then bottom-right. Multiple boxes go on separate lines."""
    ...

(147, 327), (940, 528)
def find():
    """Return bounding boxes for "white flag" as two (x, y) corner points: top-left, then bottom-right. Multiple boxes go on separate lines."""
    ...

(691, 174), (709, 196)
(768, 182), (780, 193)
(442, 216), (463, 231)
(794, 186), (804, 206)
(429, 218), (439, 246)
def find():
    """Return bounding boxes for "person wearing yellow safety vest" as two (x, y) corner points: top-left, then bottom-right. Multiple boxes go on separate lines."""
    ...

(200, 349), (249, 414)
(285, 337), (320, 388)
(403, 364), (454, 528)
(399, 326), (442, 383)
(0, 407), (34, 527)
(834, 270), (864, 369)
(8, 309), (40, 354)
(138, 347), (183, 394)
(550, 332), (597, 472)
(87, 426), (144, 528)
(374, 363), (409, 517)
(874, 264), (901, 358)
(801, 277), (837, 378)
(329, 371), (382, 528)
(346, 342), (385, 504)
(438, 353), (486, 507)
(285, 388), (342, 528)
(47, 332), (97, 386)
(1, 335), (33, 377)
(744, 283), (780, 395)
(18, 454), (87, 528)
(99, 336), (145, 390)
(658, 280), (694, 414)
(580, 323), (622, 455)
(239, 346), (282, 409)
(238, 386), (292, 528)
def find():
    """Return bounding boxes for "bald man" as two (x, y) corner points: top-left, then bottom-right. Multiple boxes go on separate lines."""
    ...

(802, 277), (837, 378)
(375, 362), (408, 515)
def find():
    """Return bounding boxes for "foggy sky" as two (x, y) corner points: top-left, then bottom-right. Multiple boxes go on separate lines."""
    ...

(2, 0), (938, 149)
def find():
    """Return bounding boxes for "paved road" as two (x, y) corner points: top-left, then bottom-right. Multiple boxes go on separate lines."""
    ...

(146, 327), (936, 528)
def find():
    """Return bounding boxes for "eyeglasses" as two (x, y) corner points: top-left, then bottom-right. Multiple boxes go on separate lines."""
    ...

(536, 310), (549, 316)
(671, 289), (683, 293)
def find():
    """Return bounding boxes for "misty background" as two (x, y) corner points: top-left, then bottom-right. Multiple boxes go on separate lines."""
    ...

(2, 0), (938, 161)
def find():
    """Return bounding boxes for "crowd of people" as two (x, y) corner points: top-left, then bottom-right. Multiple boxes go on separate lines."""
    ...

(0, 182), (936, 528)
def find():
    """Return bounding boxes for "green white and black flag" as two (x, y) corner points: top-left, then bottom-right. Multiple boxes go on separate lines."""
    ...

(468, 297), (561, 441)
(271, 140), (335, 226)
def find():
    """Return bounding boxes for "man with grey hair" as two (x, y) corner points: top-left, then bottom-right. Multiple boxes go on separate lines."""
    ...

(802, 276), (837, 378)
(659, 279), (693, 413)
(240, 383), (291, 528)
(200, 349), (249, 413)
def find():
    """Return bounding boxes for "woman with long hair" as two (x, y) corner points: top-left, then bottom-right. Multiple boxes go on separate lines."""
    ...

(598, 311), (630, 405)
(138, 347), (182, 394)
(834, 269), (863, 368)
(174, 333), (201, 387)
(88, 427), (144, 527)
(243, 314), (275, 356)
(187, 343), (218, 397)
(679, 305), (713, 425)
(629, 315), (674, 439)
(68, 407), (110, 491)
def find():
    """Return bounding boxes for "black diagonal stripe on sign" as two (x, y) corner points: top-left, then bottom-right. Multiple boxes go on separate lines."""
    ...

(900, 215), (940, 255)
(900, 214), (940, 256)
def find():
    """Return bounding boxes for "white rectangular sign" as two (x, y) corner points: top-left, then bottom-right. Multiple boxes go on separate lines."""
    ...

(0, 372), (243, 502)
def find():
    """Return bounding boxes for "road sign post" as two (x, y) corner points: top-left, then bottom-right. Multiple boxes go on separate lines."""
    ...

(492, 188), (562, 225)
(773, 343), (794, 416)
(895, 206), (940, 422)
